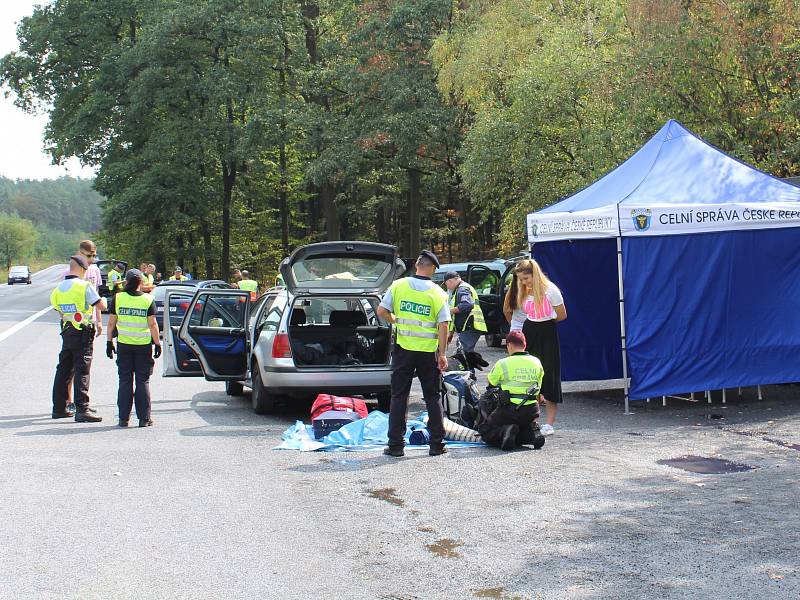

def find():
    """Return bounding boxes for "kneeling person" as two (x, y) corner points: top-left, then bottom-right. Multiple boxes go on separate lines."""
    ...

(479, 331), (544, 451)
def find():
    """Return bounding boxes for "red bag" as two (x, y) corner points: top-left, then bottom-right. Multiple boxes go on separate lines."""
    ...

(310, 394), (368, 421)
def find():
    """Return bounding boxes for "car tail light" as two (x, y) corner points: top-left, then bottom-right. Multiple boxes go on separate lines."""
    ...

(179, 302), (190, 311)
(272, 333), (292, 358)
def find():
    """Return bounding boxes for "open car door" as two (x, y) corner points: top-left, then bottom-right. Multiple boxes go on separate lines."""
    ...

(162, 288), (204, 377)
(178, 289), (251, 381)
(467, 264), (506, 338)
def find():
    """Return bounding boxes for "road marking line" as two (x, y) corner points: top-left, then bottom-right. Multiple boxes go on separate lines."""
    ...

(0, 306), (52, 344)
(33, 264), (66, 276)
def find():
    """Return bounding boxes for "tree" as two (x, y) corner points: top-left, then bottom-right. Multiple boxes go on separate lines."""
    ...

(0, 214), (37, 269)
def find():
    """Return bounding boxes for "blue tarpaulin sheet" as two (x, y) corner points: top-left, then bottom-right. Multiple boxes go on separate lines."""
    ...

(274, 411), (485, 452)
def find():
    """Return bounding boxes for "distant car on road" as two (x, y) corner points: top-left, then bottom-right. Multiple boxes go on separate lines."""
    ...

(162, 241), (404, 414)
(434, 259), (518, 347)
(7, 265), (32, 285)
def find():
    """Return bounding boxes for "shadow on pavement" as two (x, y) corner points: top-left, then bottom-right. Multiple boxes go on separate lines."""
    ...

(176, 390), (309, 437)
(16, 424), (122, 435)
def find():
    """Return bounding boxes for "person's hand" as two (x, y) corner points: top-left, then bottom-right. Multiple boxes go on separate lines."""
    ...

(437, 353), (448, 372)
(153, 344), (162, 359)
(95, 323), (103, 338)
(106, 341), (115, 359)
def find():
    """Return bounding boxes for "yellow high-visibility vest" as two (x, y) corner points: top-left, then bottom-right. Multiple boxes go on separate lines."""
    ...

(390, 278), (447, 352)
(50, 279), (94, 330)
(115, 292), (154, 346)
(449, 282), (487, 333)
(487, 353), (544, 405)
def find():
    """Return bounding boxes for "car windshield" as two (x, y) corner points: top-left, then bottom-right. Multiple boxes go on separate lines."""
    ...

(9, 267), (28, 275)
(154, 284), (196, 302)
(291, 256), (393, 289)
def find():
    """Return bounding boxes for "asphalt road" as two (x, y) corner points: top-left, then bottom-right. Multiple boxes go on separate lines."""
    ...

(1, 267), (798, 599)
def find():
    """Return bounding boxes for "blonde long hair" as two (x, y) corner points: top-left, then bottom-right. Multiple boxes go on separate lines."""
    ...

(504, 259), (551, 313)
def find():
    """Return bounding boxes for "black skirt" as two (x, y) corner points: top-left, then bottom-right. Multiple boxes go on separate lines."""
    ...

(522, 319), (563, 403)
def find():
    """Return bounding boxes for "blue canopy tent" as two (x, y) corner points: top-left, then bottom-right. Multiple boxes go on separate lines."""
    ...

(527, 120), (800, 412)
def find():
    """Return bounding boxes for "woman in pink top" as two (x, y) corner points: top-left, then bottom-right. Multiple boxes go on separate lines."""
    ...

(503, 259), (566, 436)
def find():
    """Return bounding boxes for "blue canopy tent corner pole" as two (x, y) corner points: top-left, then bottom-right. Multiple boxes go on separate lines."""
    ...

(616, 228), (631, 415)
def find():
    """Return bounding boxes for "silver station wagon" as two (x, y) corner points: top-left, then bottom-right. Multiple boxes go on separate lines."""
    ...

(162, 241), (404, 414)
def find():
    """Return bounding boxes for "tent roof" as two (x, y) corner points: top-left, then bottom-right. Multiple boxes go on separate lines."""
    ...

(528, 120), (800, 241)
(539, 120), (800, 214)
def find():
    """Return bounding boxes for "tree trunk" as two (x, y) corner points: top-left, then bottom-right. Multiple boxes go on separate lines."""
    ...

(376, 196), (387, 243)
(407, 169), (421, 257)
(188, 231), (199, 279)
(278, 28), (290, 255)
(221, 162), (236, 281)
(321, 182), (339, 240)
(175, 234), (185, 272)
(200, 217), (214, 278)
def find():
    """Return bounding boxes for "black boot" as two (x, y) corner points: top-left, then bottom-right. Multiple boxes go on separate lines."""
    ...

(429, 444), (448, 456)
(138, 418), (153, 427)
(383, 446), (404, 457)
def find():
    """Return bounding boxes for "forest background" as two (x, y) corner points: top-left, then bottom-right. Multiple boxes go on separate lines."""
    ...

(1, 0), (798, 283)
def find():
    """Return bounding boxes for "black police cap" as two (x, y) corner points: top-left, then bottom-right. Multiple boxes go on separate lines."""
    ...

(418, 249), (440, 268)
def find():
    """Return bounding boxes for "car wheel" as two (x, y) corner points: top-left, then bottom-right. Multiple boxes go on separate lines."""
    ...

(485, 334), (503, 348)
(376, 391), (391, 413)
(225, 380), (244, 396)
(251, 363), (275, 415)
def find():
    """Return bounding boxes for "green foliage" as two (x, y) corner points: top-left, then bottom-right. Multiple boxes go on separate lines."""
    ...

(434, 0), (800, 251)
(2, 0), (798, 265)
(0, 213), (38, 269)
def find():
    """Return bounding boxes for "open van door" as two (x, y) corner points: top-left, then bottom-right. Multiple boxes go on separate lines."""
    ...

(162, 288), (204, 377)
(178, 289), (251, 381)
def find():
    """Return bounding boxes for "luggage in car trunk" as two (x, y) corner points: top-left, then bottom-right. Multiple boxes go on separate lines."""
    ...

(288, 304), (392, 367)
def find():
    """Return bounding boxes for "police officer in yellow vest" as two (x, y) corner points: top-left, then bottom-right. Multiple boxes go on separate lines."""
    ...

(443, 271), (488, 369)
(140, 262), (155, 292)
(377, 250), (451, 457)
(169, 266), (188, 281)
(479, 330), (546, 451)
(50, 255), (107, 422)
(106, 269), (162, 427)
(238, 270), (258, 301)
(108, 262), (125, 294)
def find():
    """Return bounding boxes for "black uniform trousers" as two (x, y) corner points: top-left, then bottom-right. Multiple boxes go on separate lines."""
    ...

(388, 345), (445, 449)
(117, 343), (154, 421)
(479, 403), (540, 448)
(52, 325), (94, 413)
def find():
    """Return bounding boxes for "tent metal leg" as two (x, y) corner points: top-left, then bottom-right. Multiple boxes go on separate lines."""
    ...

(662, 396), (666, 407)
(758, 385), (763, 401)
(738, 387), (742, 399)
(706, 390), (711, 404)
(722, 388), (726, 404)
(690, 391), (695, 401)
(616, 236), (631, 414)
